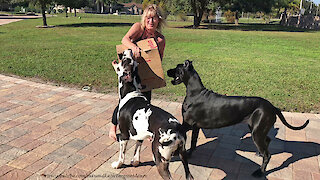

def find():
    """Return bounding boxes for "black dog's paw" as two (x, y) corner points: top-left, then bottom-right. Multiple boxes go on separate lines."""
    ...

(255, 151), (263, 157)
(251, 169), (265, 178)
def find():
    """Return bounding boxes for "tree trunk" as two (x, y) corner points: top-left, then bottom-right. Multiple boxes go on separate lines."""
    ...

(235, 11), (239, 25)
(101, 3), (104, 13)
(41, 3), (47, 26)
(97, 3), (100, 13)
(191, 0), (206, 28)
(66, 8), (68, 17)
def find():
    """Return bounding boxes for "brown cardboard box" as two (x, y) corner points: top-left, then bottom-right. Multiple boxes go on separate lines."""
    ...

(116, 38), (166, 92)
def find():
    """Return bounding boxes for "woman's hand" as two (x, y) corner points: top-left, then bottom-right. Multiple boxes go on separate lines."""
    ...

(132, 46), (141, 59)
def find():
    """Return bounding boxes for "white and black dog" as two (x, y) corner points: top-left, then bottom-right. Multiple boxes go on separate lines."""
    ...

(167, 60), (309, 177)
(111, 50), (193, 180)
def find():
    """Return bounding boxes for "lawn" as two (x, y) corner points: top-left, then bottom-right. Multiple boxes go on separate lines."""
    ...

(0, 13), (319, 113)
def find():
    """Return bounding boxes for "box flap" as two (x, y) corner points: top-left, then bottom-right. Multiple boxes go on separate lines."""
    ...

(115, 38), (166, 92)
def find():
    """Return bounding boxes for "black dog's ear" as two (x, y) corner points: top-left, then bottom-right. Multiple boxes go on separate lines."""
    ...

(183, 60), (193, 69)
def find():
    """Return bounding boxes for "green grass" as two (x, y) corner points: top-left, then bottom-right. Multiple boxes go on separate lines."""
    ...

(0, 13), (319, 113)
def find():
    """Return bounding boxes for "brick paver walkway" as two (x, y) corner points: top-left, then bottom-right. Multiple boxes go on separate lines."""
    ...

(0, 74), (319, 180)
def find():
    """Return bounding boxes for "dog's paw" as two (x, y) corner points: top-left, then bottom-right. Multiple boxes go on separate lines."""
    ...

(111, 161), (122, 169)
(187, 174), (194, 180)
(131, 160), (140, 167)
(251, 169), (265, 178)
(255, 151), (263, 157)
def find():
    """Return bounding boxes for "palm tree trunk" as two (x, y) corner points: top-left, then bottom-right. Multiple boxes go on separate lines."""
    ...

(101, 3), (104, 13)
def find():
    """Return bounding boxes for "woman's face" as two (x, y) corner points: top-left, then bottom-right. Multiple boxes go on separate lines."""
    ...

(145, 13), (159, 32)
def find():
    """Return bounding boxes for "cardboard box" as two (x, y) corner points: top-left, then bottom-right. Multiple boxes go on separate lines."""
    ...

(116, 38), (166, 92)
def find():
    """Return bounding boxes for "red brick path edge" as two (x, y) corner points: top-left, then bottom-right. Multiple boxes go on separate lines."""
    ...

(0, 74), (319, 180)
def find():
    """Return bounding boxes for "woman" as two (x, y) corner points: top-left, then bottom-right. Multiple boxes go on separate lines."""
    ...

(109, 4), (166, 141)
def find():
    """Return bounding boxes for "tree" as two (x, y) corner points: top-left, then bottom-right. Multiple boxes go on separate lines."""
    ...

(12, 0), (54, 26)
(56, 0), (73, 17)
(56, 0), (89, 17)
(166, 0), (190, 16)
(12, 0), (53, 27)
(142, 0), (168, 12)
(190, 0), (209, 27)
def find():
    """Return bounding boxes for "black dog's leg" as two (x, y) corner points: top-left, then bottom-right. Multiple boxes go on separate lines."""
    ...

(179, 146), (194, 180)
(252, 133), (271, 177)
(152, 141), (171, 180)
(131, 140), (143, 167)
(188, 126), (200, 156)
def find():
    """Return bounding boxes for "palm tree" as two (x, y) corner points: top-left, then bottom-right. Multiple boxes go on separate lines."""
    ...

(95, 0), (106, 13)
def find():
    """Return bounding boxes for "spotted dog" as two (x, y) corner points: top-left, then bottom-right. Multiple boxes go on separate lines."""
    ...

(167, 60), (309, 177)
(111, 50), (193, 180)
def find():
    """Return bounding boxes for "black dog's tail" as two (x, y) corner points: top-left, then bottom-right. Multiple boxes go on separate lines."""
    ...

(275, 108), (309, 130)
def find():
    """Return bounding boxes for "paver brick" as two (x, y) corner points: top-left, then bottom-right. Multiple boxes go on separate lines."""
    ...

(95, 148), (118, 161)
(0, 120), (22, 132)
(74, 157), (105, 172)
(37, 162), (71, 179)
(7, 134), (35, 148)
(0, 147), (27, 161)
(61, 167), (90, 179)
(43, 146), (78, 163)
(293, 169), (312, 180)
(8, 151), (42, 169)
(0, 144), (12, 154)
(39, 127), (73, 143)
(1, 74), (320, 180)
(60, 153), (85, 167)
(24, 159), (52, 173)
(0, 169), (32, 180)
(64, 138), (89, 151)
(77, 141), (107, 157)
(68, 125), (97, 139)
(21, 139), (46, 151)
(31, 143), (61, 156)
(0, 165), (14, 176)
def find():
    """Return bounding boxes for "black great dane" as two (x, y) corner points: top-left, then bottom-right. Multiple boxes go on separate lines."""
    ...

(167, 60), (309, 177)
(111, 50), (193, 180)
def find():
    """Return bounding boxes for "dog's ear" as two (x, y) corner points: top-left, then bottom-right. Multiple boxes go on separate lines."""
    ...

(183, 60), (193, 69)
(118, 53), (123, 61)
(112, 60), (120, 73)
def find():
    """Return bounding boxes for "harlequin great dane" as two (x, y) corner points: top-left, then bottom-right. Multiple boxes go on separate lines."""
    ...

(167, 60), (309, 177)
(111, 50), (193, 180)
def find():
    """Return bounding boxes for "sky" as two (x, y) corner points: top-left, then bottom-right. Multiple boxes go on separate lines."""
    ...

(312, 0), (320, 5)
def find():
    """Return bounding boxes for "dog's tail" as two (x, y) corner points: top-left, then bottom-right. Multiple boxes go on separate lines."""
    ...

(275, 108), (309, 130)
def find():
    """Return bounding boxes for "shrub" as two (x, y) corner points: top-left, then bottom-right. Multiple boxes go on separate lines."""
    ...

(224, 10), (235, 23)
(178, 13), (187, 21)
(14, 6), (21, 12)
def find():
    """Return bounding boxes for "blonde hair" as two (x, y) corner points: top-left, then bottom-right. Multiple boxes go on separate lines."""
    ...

(141, 4), (166, 33)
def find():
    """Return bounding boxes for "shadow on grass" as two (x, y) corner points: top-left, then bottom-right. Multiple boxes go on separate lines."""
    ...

(57, 22), (133, 28)
(179, 23), (316, 32)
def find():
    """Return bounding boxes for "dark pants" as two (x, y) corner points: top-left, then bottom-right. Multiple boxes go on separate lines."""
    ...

(111, 91), (152, 125)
